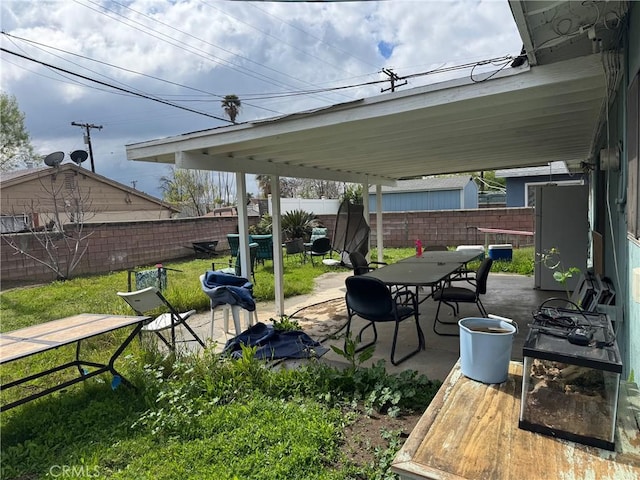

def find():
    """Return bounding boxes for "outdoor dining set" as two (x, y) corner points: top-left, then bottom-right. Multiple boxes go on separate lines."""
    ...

(0, 235), (487, 411)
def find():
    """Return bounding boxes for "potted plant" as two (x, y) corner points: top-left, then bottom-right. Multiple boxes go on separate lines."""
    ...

(282, 209), (318, 255)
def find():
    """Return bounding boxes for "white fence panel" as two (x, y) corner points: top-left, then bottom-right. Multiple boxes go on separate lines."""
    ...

(268, 197), (341, 215)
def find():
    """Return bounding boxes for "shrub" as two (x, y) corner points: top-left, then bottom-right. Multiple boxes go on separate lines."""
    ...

(248, 213), (272, 235)
(281, 209), (318, 241)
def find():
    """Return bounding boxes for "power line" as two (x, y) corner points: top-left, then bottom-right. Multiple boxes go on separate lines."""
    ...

(2, 31), (281, 115)
(2, 28), (516, 105)
(75, 0), (342, 106)
(0, 48), (232, 122)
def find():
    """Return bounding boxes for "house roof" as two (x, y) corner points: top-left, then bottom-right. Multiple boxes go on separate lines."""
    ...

(367, 176), (472, 194)
(495, 161), (569, 178)
(1, 164), (179, 212)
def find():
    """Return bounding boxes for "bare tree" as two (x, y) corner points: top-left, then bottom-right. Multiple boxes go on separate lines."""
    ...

(2, 170), (96, 280)
(161, 167), (216, 215)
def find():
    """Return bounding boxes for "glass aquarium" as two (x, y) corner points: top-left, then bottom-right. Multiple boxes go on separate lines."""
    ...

(519, 307), (622, 451)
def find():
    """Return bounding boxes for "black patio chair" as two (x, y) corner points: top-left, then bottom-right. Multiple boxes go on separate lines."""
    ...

(432, 257), (493, 336)
(305, 237), (333, 266)
(284, 238), (305, 263)
(344, 276), (424, 366)
(126, 264), (182, 292)
(349, 251), (387, 276)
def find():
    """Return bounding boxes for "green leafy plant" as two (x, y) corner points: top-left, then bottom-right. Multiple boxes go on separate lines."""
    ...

(537, 247), (581, 298)
(341, 184), (363, 204)
(248, 213), (272, 234)
(271, 314), (302, 331)
(369, 429), (404, 480)
(281, 209), (318, 241)
(330, 333), (376, 372)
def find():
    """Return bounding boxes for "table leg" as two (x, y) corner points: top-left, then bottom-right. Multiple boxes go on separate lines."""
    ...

(107, 322), (143, 389)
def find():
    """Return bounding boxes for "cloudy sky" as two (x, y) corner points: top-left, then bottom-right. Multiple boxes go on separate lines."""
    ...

(1, 0), (523, 198)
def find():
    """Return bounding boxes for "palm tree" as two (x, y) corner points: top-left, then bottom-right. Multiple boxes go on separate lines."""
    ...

(221, 94), (241, 123)
(255, 174), (272, 197)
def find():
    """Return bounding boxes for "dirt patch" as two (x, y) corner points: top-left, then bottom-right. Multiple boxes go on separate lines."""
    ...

(341, 409), (422, 468)
(289, 297), (349, 339)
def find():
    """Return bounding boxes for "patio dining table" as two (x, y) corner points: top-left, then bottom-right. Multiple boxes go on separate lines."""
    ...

(364, 261), (461, 289)
(0, 313), (149, 411)
(367, 250), (482, 287)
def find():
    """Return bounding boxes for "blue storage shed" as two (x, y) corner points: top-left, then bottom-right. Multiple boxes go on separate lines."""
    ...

(368, 176), (478, 212)
(495, 161), (585, 207)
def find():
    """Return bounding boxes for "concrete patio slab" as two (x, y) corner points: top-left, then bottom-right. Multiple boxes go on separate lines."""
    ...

(177, 270), (559, 382)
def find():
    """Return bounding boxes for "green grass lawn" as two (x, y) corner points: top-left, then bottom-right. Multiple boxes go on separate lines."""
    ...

(0, 247), (533, 479)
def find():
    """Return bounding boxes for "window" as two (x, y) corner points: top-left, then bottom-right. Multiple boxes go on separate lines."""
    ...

(0, 215), (29, 233)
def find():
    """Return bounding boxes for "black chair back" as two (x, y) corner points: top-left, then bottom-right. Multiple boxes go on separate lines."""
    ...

(475, 258), (493, 295)
(349, 251), (370, 275)
(345, 276), (393, 319)
(311, 237), (332, 254)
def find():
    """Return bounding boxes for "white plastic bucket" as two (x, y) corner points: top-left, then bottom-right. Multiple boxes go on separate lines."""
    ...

(458, 316), (517, 384)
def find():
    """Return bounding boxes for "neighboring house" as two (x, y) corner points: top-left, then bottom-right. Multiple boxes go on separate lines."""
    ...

(496, 161), (585, 207)
(367, 177), (478, 212)
(0, 163), (178, 232)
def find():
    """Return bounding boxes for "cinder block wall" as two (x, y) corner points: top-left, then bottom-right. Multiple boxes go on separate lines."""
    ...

(0, 216), (244, 283)
(1, 208), (532, 283)
(317, 207), (533, 248)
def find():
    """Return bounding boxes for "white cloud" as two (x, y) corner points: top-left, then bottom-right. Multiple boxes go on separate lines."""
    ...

(1, 0), (522, 197)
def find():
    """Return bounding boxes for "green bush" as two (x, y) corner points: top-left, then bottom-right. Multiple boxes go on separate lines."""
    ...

(0, 345), (441, 479)
(248, 213), (272, 235)
(281, 209), (318, 241)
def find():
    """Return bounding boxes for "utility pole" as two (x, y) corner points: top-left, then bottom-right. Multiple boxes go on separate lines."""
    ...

(71, 122), (102, 173)
(380, 68), (407, 93)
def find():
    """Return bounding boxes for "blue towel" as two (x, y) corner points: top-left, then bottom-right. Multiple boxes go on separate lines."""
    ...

(200, 271), (256, 311)
(222, 322), (328, 360)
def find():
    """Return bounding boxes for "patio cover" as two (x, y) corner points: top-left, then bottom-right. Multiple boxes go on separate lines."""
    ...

(125, 52), (609, 316)
(126, 53), (608, 183)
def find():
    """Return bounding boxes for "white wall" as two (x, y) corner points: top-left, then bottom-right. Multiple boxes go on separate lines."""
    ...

(268, 197), (341, 215)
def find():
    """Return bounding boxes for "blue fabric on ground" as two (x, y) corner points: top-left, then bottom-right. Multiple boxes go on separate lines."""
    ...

(200, 271), (256, 311)
(222, 322), (328, 360)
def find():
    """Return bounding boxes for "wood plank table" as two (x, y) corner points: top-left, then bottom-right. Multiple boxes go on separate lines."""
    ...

(0, 313), (149, 411)
(392, 361), (640, 480)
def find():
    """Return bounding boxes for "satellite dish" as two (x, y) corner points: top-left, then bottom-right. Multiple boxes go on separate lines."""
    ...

(70, 150), (89, 165)
(44, 151), (64, 167)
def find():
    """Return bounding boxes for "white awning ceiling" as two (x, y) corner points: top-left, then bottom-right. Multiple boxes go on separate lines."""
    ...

(126, 53), (607, 186)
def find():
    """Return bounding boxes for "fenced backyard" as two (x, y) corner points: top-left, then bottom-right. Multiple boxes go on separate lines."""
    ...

(0, 207), (533, 285)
